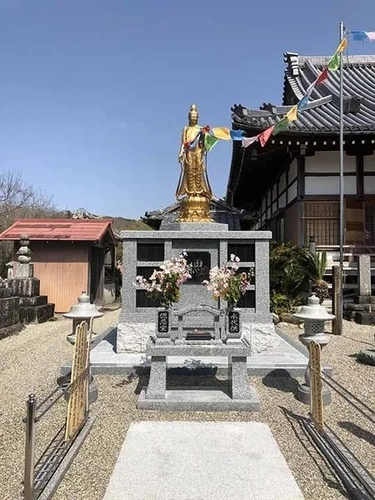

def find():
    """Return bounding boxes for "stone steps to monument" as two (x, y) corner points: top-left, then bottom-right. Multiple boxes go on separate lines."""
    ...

(19, 303), (55, 325)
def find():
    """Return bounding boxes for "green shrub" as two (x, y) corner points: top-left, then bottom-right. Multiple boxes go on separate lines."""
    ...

(269, 242), (329, 310)
(270, 293), (291, 314)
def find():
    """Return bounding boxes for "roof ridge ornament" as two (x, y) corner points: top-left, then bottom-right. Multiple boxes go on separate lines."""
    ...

(284, 52), (300, 77)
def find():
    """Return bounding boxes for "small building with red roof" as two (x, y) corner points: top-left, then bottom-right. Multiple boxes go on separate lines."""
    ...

(0, 219), (118, 312)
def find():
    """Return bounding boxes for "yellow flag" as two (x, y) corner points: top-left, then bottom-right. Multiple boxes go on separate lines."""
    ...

(336, 37), (348, 53)
(211, 127), (231, 140)
(285, 105), (298, 122)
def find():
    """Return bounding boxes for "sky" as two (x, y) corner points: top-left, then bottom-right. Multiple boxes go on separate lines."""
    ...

(1, 1), (375, 219)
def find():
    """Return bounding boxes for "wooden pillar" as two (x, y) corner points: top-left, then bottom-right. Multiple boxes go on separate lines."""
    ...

(332, 265), (343, 335)
(356, 154), (364, 196)
(297, 155), (305, 247)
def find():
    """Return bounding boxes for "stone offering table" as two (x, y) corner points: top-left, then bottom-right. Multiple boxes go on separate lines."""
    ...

(138, 305), (260, 411)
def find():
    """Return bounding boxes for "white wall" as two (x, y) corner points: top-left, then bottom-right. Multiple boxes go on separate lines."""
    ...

(305, 151), (356, 173)
(305, 176), (357, 195)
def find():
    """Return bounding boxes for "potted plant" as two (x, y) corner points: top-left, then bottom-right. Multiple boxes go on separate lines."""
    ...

(202, 254), (251, 307)
(135, 252), (191, 337)
(202, 255), (252, 340)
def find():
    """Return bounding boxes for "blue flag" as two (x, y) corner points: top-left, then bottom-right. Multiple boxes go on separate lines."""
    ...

(298, 95), (309, 112)
(230, 129), (246, 141)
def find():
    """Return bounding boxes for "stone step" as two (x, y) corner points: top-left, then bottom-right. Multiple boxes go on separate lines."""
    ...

(19, 295), (48, 307)
(19, 303), (55, 325)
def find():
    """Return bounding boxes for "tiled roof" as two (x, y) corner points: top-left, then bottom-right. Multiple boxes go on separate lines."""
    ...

(232, 53), (375, 135)
(0, 219), (116, 242)
(142, 197), (251, 231)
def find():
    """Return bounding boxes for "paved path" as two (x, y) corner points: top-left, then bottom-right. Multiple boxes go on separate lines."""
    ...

(103, 421), (304, 500)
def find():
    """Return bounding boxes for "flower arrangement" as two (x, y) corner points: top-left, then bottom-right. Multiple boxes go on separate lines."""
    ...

(202, 254), (253, 308)
(135, 251), (191, 308)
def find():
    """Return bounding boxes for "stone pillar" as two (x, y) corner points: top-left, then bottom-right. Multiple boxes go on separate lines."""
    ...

(146, 356), (167, 399)
(230, 356), (251, 400)
(255, 240), (270, 319)
(358, 255), (371, 297)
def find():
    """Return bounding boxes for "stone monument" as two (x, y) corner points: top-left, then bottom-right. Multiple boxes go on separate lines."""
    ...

(117, 104), (276, 355)
(7, 234), (55, 324)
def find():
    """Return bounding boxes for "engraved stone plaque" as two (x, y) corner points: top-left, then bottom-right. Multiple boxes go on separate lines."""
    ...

(186, 252), (211, 284)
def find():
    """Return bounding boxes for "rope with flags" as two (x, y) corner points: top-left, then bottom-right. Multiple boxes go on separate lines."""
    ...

(241, 36), (349, 149)
(186, 28), (373, 154)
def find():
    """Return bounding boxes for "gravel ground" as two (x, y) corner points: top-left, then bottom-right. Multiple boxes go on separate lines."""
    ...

(0, 310), (374, 500)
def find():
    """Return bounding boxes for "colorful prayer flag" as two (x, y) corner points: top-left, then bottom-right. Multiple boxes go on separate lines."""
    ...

(242, 136), (259, 148)
(298, 95), (309, 112)
(285, 105), (298, 122)
(259, 126), (275, 147)
(336, 37), (348, 53)
(273, 118), (289, 135)
(230, 129), (246, 141)
(316, 67), (329, 85)
(204, 134), (219, 152)
(351, 30), (375, 42)
(211, 127), (231, 140)
(328, 53), (340, 71)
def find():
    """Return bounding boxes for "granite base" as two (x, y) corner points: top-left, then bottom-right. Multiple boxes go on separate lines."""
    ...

(138, 385), (260, 411)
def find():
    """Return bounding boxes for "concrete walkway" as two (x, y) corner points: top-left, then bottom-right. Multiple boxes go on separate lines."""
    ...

(103, 421), (304, 500)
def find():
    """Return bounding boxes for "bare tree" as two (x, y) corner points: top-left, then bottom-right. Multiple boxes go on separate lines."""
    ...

(0, 171), (58, 230)
(0, 171), (64, 277)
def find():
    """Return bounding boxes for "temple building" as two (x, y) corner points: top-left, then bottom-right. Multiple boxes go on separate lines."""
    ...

(226, 53), (375, 271)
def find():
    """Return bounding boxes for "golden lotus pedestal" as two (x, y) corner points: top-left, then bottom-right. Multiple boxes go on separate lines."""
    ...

(178, 195), (212, 223)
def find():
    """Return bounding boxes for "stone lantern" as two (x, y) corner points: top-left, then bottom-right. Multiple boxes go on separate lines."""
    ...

(63, 291), (103, 344)
(293, 293), (335, 405)
(61, 291), (103, 404)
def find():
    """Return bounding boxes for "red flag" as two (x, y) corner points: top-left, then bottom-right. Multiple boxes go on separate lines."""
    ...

(259, 126), (275, 147)
(316, 67), (328, 85)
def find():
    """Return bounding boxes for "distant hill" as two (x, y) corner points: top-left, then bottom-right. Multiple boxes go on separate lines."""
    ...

(107, 217), (153, 232)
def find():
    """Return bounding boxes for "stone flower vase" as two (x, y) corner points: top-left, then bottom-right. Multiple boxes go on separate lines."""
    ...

(222, 302), (241, 343)
(156, 306), (172, 340)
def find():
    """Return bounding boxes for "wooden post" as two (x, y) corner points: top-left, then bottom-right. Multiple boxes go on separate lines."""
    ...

(309, 342), (324, 434)
(332, 265), (343, 335)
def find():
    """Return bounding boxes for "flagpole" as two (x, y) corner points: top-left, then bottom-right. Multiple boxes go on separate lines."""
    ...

(339, 21), (345, 271)
(338, 21), (345, 333)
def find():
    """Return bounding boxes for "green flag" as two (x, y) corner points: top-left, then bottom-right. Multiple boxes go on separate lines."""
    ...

(273, 118), (289, 135)
(328, 52), (340, 71)
(204, 134), (219, 152)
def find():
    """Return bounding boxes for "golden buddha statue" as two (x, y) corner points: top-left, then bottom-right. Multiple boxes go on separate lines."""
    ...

(176, 104), (213, 222)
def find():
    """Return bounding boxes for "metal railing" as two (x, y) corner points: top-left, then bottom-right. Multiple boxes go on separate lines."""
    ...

(23, 367), (90, 500)
(23, 321), (91, 500)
